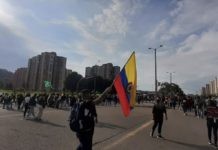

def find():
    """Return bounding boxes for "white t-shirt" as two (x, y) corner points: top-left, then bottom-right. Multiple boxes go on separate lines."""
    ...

(25, 96), (30, 103)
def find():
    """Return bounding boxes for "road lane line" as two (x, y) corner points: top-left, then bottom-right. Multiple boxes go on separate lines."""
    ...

(103, 120), (153, 150)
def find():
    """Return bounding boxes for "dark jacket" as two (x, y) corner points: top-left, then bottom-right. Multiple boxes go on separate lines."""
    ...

(152, 102), (166, 121)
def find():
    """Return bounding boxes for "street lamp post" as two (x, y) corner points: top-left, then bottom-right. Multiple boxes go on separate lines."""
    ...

(148, 45), (163, 97)
(166, 72), (175, 97)
(166, 72), (175, 84)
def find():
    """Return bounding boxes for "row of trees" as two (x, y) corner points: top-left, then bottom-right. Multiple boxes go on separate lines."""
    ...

(64, 72), (185, 96)
(158, 82), (185, 97)
(64, 72), (112, 93)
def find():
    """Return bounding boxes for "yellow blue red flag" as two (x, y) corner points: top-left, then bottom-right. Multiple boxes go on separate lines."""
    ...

(114, 52), (137, 117)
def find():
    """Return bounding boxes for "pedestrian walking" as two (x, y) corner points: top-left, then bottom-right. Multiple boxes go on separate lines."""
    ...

(28, 94), (37, 119)
(23, 93), (31, 118)
(17, 94), (24, 110)
(69, 86), (112, 150)
(36, 93), (46, 121)
(205, 97), (218, 148)
(182, 97), (188, 116)
(150, 97), (168, 138)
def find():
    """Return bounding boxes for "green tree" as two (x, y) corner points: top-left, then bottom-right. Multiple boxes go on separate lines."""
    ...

(158, 82), (185, 97)
(64, 72), (83, 92)
(77, 76), (112, 92)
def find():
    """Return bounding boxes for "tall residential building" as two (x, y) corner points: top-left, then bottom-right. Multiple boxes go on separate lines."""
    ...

(85, 67), (92, 77)
(103, 63), (114, 80)
(13, 68), (27, 90)
(205, 84), (210, 96)
(85, 63), (120, 80)
(52, 56), (66, 91)
(201, 87), (206, 96)
(113, 66), (120, 77)
(65, 69), (72, 78)
(215, 77), (218, 96)
(26, 52), (66, 91)
(210, 80), (216, 95)
(26, 55), (40, 90)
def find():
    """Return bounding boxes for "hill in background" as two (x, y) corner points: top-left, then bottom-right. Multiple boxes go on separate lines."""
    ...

(0, 69), (13, 89)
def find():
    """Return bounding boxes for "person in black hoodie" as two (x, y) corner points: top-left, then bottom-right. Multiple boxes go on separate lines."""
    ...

(74, 86), (112, 150)
(205, 96), (218, 147)
(36, 93), (46, 121)
(150, 97), (168, 138)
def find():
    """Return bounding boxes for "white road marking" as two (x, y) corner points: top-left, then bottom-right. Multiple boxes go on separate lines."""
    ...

(103, 120), (153, 150)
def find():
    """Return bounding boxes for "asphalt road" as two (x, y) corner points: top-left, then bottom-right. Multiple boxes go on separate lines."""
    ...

(0, 104), (215, 150)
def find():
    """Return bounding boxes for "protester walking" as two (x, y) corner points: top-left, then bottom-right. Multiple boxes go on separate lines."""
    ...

(17, 94), (24, 110)
(23, 93), (31, 118)
(205, 96), (218, 148)
(150, 97), (168, 138)
(69, 86), (112, 150)
(36, 93), (46, 121)
(28, 94), (37, 119)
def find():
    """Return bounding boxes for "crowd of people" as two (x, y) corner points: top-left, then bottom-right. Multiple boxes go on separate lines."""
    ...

(1, 91), (218, 149)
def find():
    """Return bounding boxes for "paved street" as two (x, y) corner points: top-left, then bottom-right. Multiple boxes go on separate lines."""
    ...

(0, 104), (215, 150)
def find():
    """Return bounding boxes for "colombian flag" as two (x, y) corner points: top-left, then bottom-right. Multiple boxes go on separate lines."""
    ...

(114, 52), (137, 117)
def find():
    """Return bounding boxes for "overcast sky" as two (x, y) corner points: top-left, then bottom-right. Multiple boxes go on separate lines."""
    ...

(0, 0), (218, 94)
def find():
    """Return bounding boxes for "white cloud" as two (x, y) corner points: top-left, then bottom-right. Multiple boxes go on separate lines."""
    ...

(156, 29), (218, 93)
(169, 0), (218, 37)
(142, 0), (218, 93)
(147, 0), (218, 42)
(146, 20), (169, 41)
(0, 0), (54, 56)
(89, 0), (143, 35)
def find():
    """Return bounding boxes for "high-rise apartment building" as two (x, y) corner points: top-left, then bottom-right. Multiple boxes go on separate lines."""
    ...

(85, 63), (120, 80)
(85, 67), (92, 77)
(52, 56), (66, 91)
(26, 55), (40, 90)
(113, 66), (120, 77)
(13, 68), (27, 90)
(65, 69), (72, 78)
(26, 52), (66, 91)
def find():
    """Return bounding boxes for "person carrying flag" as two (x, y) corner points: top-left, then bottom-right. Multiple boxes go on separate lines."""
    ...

(70, 51), (137, 150)
(71, 86), (112, 150)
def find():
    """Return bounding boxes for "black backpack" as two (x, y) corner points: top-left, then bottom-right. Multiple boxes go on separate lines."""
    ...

(69, 101), (93, 132)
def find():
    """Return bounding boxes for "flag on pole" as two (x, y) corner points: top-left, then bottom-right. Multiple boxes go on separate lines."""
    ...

(44, 80), (52, 89)
(114, 52), (137, 117)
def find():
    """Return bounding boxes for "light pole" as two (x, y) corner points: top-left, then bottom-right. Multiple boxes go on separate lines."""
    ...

(166, 72), (175, 84)
(166, 72), (175, 97)
(148, 45), (163, 96)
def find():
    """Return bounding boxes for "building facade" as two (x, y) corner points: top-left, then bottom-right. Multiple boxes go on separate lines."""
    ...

(13, 68), (27, 90)
(201, 77), (218, 96)
(65, 69), (72, 78)
(85, 63), (120, 80)
(26, 52), (66, 91)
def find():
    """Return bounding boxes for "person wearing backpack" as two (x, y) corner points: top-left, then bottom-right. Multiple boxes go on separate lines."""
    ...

(205, 96), (218, 148)
(36, 93), (46, 121)
(69, 85), (112, 150)
(28, 94), (37, 119)
(23, 93), (31, 118)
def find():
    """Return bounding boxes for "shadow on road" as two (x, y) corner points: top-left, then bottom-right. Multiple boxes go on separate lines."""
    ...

(26, 119), (66, 128)
(165, 138), (213, 150)
(96, 122), (127, 130)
